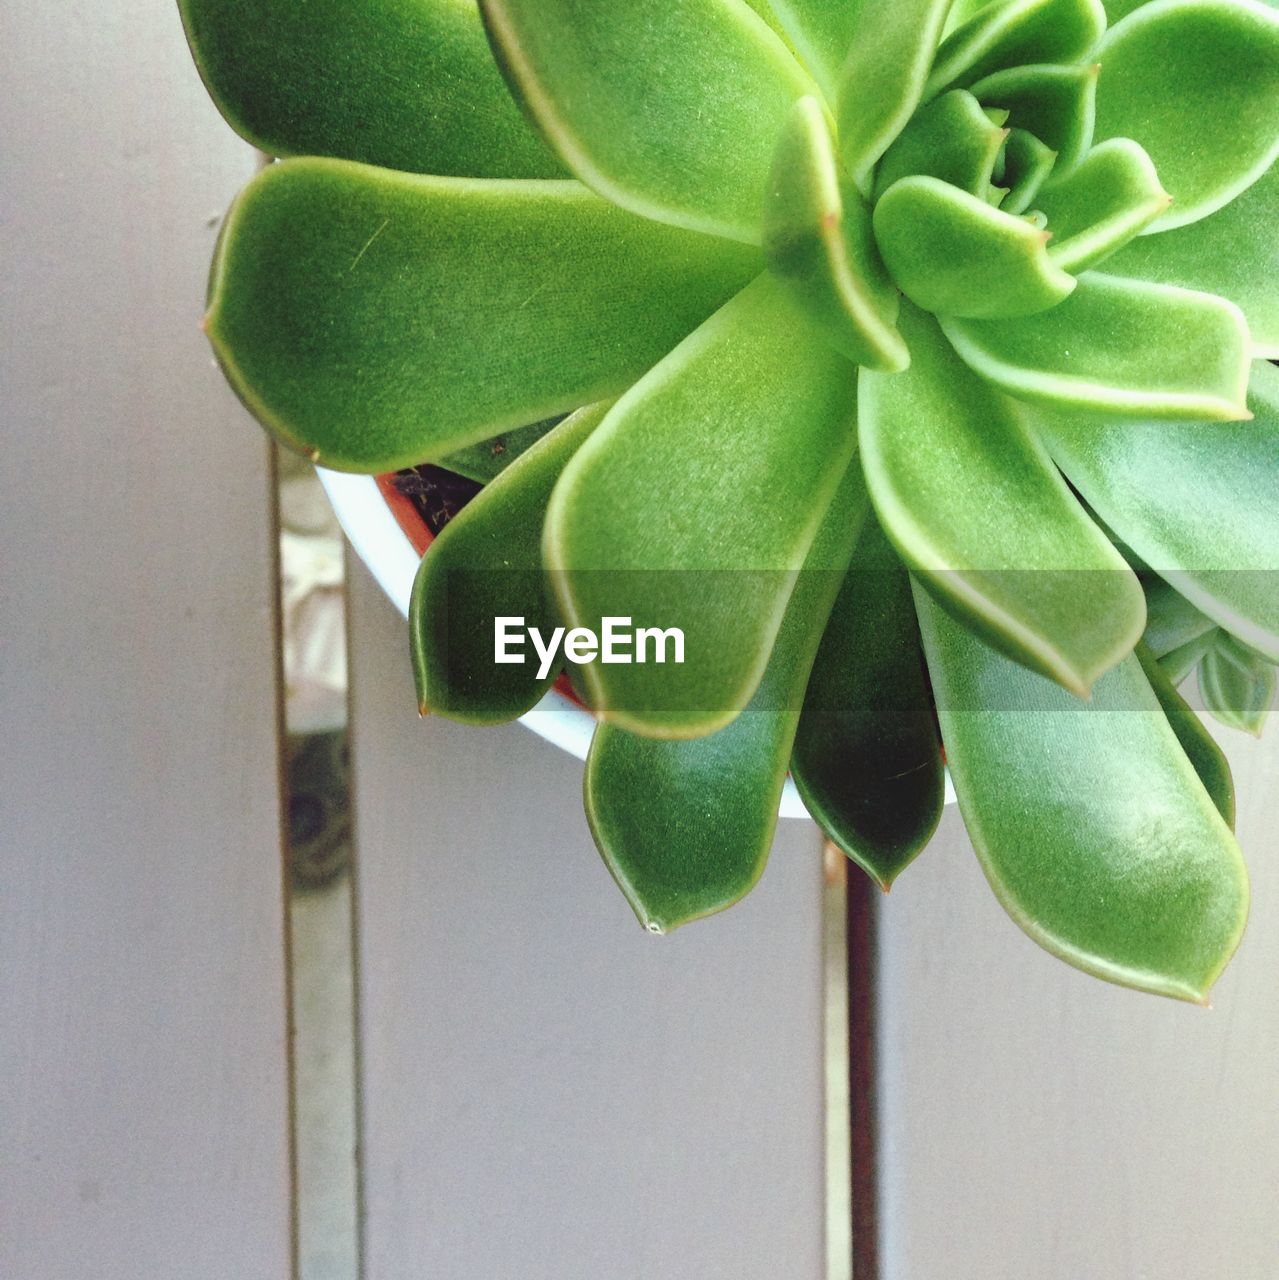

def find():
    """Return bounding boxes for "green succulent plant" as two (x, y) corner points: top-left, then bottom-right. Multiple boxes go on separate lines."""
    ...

(1143, 576), (1277, 737)
(182, 0), (1279, 1002)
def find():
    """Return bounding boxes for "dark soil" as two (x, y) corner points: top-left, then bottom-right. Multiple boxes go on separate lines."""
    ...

(391, 465), (483, 536)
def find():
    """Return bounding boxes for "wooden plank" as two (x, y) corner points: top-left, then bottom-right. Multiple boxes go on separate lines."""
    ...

(877, 721), (1279, 1278)
(0, 4), (293, 1277)
(347, 561), (829, 1280)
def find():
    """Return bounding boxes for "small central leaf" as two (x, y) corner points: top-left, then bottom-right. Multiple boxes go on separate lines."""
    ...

(873, 89), (1010, 201)
(970, 61), (1099, 174)
(1199, 635), (1275, 736)
(873, 176), (1077, 318)
(999, 128), (1058, 214)
(1036, 137), (1171, 272)
(926, 0), (1106, 98)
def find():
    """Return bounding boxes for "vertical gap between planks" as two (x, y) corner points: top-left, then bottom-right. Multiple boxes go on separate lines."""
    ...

(272, 427), (363, 1280)
(846, 850), (881, 1280)
(824, 841), (853, 1280)
(268, 439), (303, 1280)
(343, 542), (370, 1280)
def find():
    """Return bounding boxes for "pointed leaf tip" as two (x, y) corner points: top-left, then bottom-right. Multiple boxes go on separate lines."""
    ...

(1095, 0), (1279, 232)
(874, 176), (1076, 319)
(916, 587), (1249, 1002)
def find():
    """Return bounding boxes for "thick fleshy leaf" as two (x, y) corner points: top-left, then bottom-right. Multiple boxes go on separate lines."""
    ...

(1034, 361), (1279, 660)
(874, 177), (1077, 317)
(767, 0), (872, 100)
(860, 304), (1144, 694)
(178, 0), (564, 178)
(410, 404), (608, 722)
(836, 0), (955, 188)
(1100, 0), (1149, 18)
(762, 98), (908, 370)
(1095, 0), (1279, 231)
(941, 273), (1251, 419)
(1000, 128), (1058, 214)
(583, 458), (867, 934)
(1199, 634), (1275, 736)
(478, 0), (815, 242)
(873, 90), (1010, 200)
(544, 274), (859, 738)
(946, 0), (1001, 30)
(1142, 576), (1217, 658)
(204, 160), (760, 471)
(792, 515), (944, 889)
(440, 416), (564, 484)
(742, 0), (794, 39)
(1136, 642), (1236, 827)
(915, 587), (1248, 1003)
(970, 62), (1099, 174)
(1037, 138), (1171, 272)
(1161, 630), (1218, 685)
(926, 0), (1106, 98)
(1104, 160), (1279, 356)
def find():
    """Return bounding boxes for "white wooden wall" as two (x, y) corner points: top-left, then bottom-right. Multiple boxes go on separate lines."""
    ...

(878, 726), (1279, 1280)
(2, 2), (293, 1277)
(346, 562), (828, 1280)
(7, 3), (1279, 1279)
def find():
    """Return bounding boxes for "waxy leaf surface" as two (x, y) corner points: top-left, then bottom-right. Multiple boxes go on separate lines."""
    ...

(915, 588), (1248, 1003)
(204, 160), (759, 471)
(874, 176), (1076, 317)
(873, 89), (1010, 200)
(927, 0), (1106, 97)
(1199, 635), (1275, 736)
(762, 98), (907, 369)
(410, 404), (608, 723)
(584, 459), (867, 933)
(179, 0), (564, 178)
(1035, 361), (1279, 661)
(837, 0), (955, 187)
(1038, 138), (1171, 272)
(768, 0), (874, 101)
(1136, 642), (1236, 827)
(860, 305), (1143, 694)
(942, 273), (1251, 419)
(1000, 127), (1058, 213)
(970, 62), (1098, 174)
(792, 515), (944, 888)
(441, 417), (564, 484)
(479, 0), (815, 241)
(545, 275), (859, 739)
(1142, 577), (1217, 659)
(1095, 0), (1279, 231)
(1105, 160), (1279, 356)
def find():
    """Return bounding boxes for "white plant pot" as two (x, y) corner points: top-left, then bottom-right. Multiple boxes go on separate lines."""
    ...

(320, 468), (955, 819)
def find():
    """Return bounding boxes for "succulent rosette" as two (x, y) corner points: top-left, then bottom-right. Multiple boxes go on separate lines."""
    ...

(182, 0), (1279, 1000)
